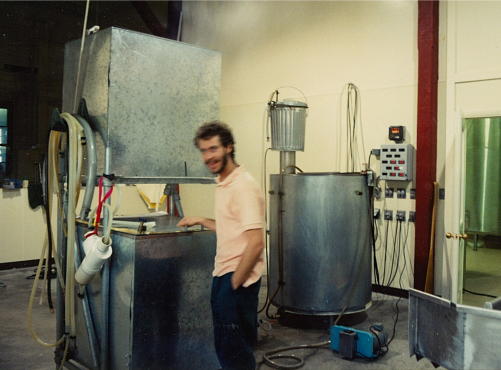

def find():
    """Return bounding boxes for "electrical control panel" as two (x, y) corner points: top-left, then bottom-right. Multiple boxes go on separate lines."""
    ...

(380, 144), (413, 181)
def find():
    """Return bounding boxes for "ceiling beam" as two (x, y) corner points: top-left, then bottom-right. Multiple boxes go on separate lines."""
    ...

(130, 1), (169, 39)
(167, 1), (182, 40)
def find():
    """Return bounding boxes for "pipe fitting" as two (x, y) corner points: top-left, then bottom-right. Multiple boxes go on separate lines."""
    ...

(75, 234), (112, 285)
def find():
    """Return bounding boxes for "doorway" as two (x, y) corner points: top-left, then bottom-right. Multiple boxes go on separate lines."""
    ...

(462, 116), (501, 307)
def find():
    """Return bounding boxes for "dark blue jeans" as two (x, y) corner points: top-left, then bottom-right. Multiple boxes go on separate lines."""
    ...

(211, 273), (261, 370)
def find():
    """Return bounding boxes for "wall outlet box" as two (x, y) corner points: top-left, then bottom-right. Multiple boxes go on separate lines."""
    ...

(385, 188), (394, 198)
(409, 211), (416, 222)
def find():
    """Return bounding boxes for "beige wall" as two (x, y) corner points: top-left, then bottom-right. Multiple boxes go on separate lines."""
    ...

(0, 186), (152, 264)
(0, 188), (48, 263)
(182, 1), (419, 289)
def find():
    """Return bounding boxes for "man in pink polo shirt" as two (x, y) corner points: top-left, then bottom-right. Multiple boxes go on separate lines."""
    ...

(177, 121), (265, 370)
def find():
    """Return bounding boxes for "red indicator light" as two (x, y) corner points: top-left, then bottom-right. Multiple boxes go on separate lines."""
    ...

(390, 173), (396, 176)
(391, 160), (396, 164)
(395, 166), (400, 170)
(399, 160), (405, 164)
(398, 173), (404, 177)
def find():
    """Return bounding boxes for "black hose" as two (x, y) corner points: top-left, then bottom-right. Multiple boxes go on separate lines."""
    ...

(41, 154), (54, 312)
(463, 288), (497, 299)
(263, 341), (331, 369)
(45, 201), (54, 312)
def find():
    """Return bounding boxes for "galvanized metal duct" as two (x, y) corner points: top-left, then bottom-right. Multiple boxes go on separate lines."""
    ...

(62, 27), (221, 184)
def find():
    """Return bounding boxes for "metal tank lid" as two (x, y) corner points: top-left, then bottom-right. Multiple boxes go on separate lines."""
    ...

(271, 99), (308, 108)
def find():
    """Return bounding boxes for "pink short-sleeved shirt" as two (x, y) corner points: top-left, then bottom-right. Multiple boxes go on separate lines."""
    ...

(213, 165), (265, 287)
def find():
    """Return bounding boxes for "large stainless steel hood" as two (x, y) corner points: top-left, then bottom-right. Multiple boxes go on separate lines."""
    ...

(409, 288), (501, 369)
(62, 27), (221, 184)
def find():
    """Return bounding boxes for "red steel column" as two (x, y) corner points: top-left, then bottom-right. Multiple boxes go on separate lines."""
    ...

(414, 1), (439, 291)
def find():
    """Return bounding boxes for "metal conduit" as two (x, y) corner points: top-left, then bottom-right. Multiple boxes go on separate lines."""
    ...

(74, 115), (97, 220)
(101, 146), (113, 370)
(74, 238), (100, 369)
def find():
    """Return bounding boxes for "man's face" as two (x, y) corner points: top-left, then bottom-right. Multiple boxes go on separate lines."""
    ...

(198, 136), (232, 175)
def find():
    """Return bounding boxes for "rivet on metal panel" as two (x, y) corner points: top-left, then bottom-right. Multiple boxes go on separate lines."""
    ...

(137, 218), (146, 235)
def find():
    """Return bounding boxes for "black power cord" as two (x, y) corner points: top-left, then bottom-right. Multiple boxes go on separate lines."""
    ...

(463, 288), (497, 299)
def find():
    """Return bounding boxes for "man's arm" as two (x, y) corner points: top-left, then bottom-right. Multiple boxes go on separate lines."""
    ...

(177, 217), (216, 232)
(231, 228), (264, 289)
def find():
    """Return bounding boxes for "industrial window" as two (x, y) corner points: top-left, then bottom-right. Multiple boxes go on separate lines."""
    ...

(0, 108), (8, 175)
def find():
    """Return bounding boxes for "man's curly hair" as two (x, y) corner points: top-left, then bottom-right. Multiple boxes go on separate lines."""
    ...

(194, 120), (235, 161)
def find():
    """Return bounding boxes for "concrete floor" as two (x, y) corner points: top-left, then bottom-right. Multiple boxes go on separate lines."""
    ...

(255, 289), (435, 370)
(462, 241), (501, 307)
(0, 267), (437, 370)
(0, 267), (58, 370)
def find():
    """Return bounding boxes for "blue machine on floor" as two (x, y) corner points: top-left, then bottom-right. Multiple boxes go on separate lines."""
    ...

(331, 324), (388, 360)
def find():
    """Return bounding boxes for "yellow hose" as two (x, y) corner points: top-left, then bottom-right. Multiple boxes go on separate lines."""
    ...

(31, 114), (84, 344)
(57, 336), (70, 370)
(48, 131), (66, 290)
(31, 0), (91, 355)
(27, 231), (65, 347)
(27, 130), (70, 347)
(61, 112), (84, 337)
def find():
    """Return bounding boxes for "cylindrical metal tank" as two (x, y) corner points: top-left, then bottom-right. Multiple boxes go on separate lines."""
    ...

(465, 117), (501, 235)
(269, 100), (308, 151)
(269, 172), (372, 315)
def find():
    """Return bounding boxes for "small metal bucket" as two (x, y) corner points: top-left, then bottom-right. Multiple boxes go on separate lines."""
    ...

(269, 100), (308, 151)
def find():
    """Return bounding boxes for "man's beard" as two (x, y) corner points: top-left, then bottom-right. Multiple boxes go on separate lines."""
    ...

(207, 153), (228, 174)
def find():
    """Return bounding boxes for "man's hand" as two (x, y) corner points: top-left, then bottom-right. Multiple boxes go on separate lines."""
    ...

(231, 228), (264, 289)
(177, 217), (202, 227)
(177, 217), (216, 232)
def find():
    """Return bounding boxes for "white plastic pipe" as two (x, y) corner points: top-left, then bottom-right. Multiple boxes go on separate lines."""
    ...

(112, 220), (156, 229)
(75, 234), (112, 286)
